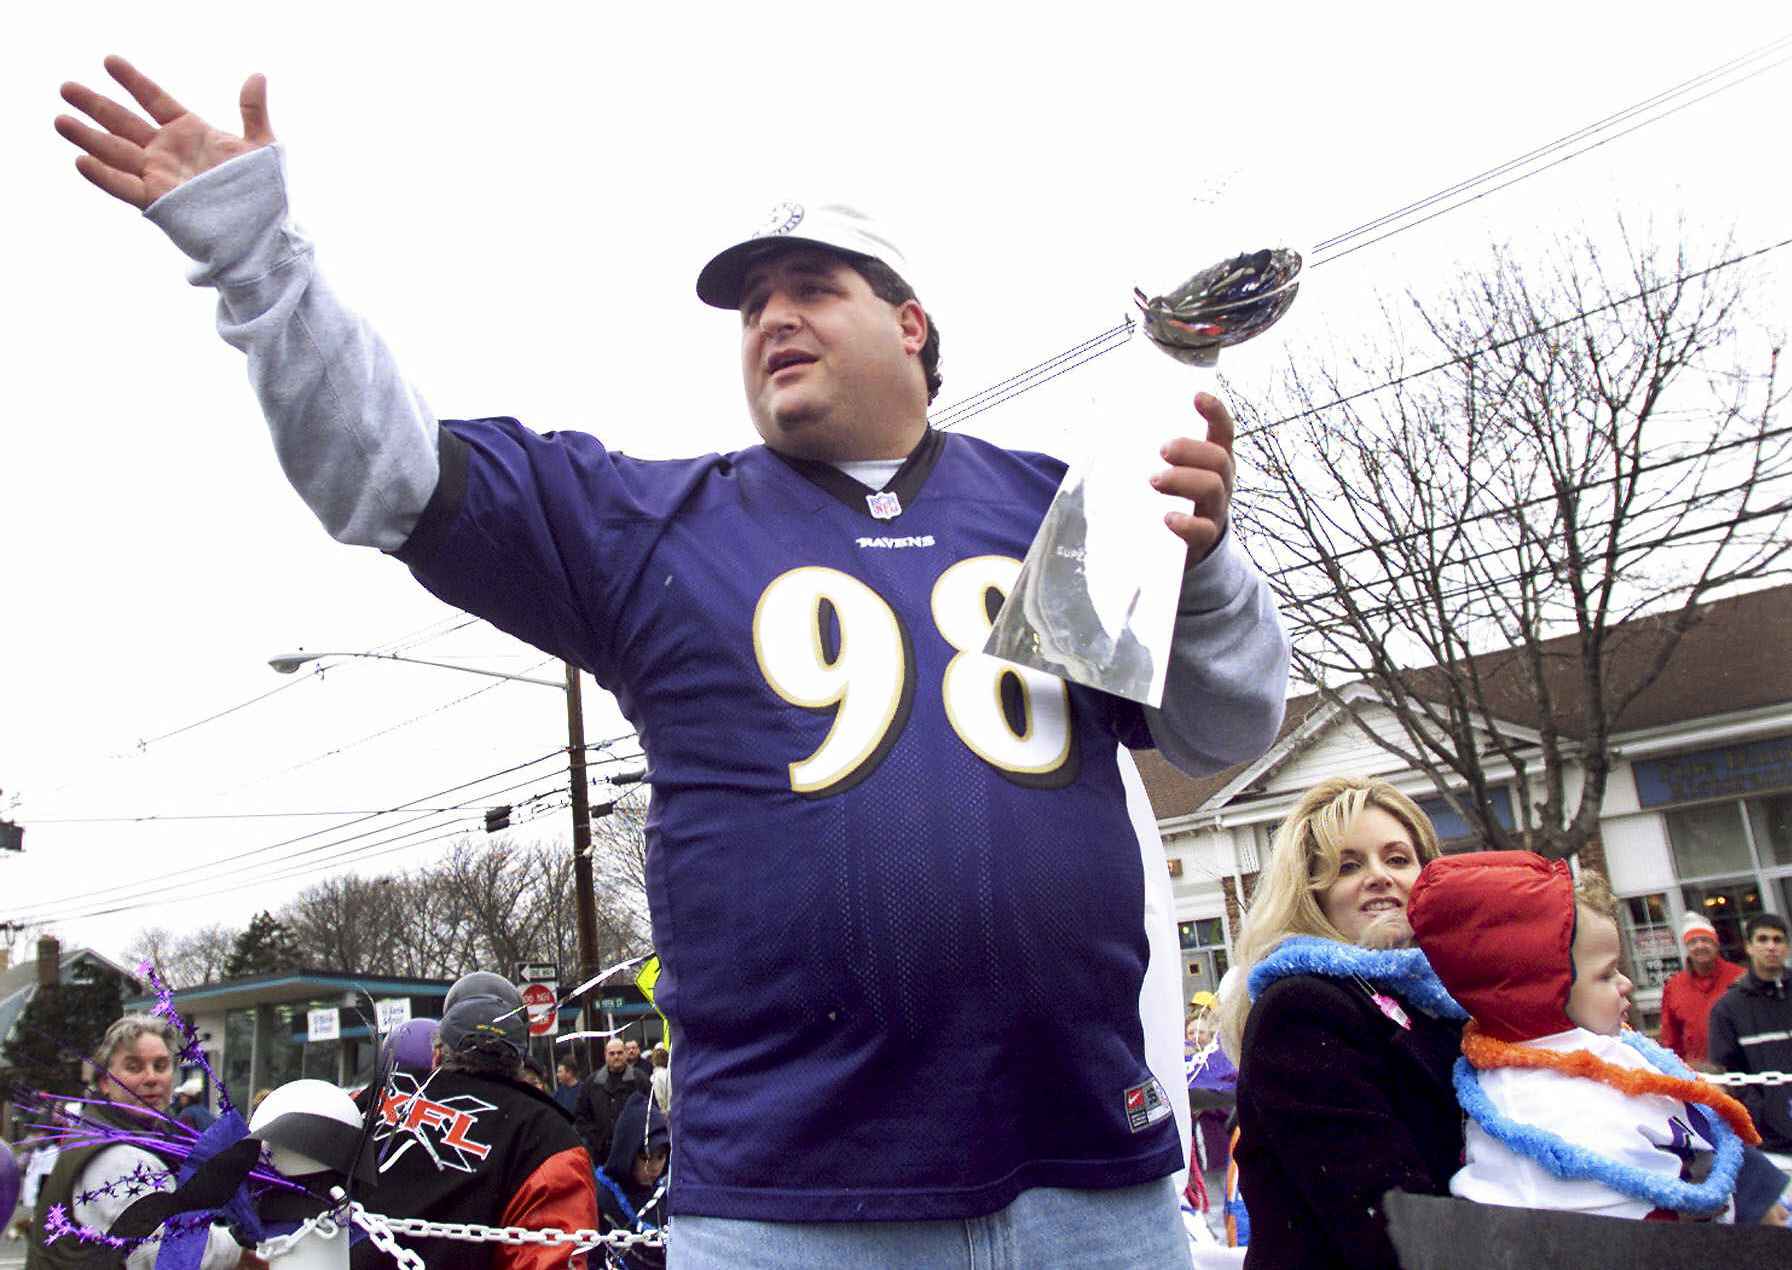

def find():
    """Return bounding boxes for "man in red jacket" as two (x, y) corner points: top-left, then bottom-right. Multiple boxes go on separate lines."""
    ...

(1658, 912), (1744, 1067)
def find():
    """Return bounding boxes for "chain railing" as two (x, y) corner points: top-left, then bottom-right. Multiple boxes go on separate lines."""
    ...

(1703, 1069), (1792, 1086)
(256, 1191), (667, 1266)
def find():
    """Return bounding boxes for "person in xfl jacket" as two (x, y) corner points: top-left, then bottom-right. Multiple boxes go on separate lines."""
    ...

(355, 972), (598, 1270)
(593, 1092), (668, 1270)
(1708, 913), (1792, 1153)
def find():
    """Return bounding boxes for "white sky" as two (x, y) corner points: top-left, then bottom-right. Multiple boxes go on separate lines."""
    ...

(3, 2), (1788, 964)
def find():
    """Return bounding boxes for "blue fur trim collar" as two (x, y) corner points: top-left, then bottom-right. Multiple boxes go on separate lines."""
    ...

(1248, 937), (1468, 1020)
(1454, 1030), (1742, 1216)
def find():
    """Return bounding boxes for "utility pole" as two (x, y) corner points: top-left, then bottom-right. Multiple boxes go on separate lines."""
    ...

(565, 663), (602, 1035)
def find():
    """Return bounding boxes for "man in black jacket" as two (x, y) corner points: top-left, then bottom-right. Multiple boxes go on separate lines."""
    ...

(575, 1038), (652, 1164)
(358, 973), (598, 1269)
(1708, 913), (1792, 1152)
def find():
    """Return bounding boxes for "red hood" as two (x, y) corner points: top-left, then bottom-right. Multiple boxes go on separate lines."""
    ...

(1407, 851), (1576, 1042)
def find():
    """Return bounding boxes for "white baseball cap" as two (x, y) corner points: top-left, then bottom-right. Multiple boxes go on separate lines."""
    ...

(696, 200), (914, 309)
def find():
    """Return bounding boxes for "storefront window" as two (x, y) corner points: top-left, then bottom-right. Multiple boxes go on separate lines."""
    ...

(1747, 793), (1792, 868)
(1664, 802), (1753, 876)
(1678, 877), (1761, 964)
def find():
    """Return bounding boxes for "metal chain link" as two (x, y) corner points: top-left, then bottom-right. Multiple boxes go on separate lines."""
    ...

(1703, 1068), (1792, 1086)
(347, 1200), (666, 1254)
(256, 1205), (346, 1259)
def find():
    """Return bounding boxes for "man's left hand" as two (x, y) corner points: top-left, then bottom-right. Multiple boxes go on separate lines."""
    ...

(1150, 392), (1235, 564)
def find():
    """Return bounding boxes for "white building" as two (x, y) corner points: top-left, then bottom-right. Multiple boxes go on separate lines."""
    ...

(1140, 584), (1792, 1033)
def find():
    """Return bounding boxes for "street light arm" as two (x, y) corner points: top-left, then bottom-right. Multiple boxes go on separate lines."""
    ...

(266, 650), (564, 689)
(266, 645), (613, 1037)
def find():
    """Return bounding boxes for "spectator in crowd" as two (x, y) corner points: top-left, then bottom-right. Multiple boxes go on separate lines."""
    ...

(519, 1055), (551, 1094)
(1658, 911), (1745, 1067)
(622, 1038), (653, 1084)
(594, 1092), (670, 1270)
(649, 1046), (671, 1115)
(1709, 913), (1792, 1154)
(27, 1014), (266, 1270)
(171, 1076), (215, 1132)
(1409, 854), (1759, 1220)
(1223, 777), (1462, 1269)
(576, 1039), (652, 1165)
(355, 971), (598, 1270)
(1183, 994), (1235, 1174)
(554, 1058), (583, 1116)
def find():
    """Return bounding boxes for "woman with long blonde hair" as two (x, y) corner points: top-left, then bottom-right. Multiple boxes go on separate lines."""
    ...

(1223, 776), (1465, 1269)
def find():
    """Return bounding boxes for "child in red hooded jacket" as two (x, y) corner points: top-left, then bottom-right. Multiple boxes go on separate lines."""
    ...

(1407, 852), (1759, 1222)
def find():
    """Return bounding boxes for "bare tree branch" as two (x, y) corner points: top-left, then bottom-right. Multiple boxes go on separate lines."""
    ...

(1236, 227), (1790, 858)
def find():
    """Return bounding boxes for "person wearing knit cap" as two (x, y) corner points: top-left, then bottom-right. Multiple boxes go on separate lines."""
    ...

(1408, 852), (1761, 1222)
(1658, 911), (1745, 1067)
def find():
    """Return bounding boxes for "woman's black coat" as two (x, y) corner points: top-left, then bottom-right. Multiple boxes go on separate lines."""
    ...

(1234, 972), (1466, 1269)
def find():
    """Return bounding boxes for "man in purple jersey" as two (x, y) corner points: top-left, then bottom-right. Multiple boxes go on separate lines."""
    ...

(57, 58), (1289, 1269)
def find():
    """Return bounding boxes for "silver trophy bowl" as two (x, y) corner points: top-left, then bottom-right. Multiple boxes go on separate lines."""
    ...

(984, 247), (1302, 706)
(1133, 247), (1303, 368)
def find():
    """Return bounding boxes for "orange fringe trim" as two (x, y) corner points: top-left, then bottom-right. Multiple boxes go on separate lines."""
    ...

(1461, 1022), (1761, 1146)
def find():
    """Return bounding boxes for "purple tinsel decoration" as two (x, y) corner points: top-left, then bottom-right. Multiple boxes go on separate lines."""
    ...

(137, 961), (237, 1118)
(43, 1202), (131, 1249)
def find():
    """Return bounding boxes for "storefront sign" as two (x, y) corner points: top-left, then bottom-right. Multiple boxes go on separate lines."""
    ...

(375, 998), (412, 1034)
(1633, 734), (1792, 808)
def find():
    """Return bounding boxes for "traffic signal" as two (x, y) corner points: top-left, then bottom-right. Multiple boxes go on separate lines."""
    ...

(484, 805), (512, 833)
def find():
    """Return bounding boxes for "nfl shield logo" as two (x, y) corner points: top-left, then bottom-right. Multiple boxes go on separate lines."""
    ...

(866, 491), (902, 520)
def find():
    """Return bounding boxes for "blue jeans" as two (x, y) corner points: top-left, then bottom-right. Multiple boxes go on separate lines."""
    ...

(669, 1178), (1192, 1269)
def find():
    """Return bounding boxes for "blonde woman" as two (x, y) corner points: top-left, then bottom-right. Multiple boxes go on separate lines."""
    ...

(1223, 777), (1466, 1270)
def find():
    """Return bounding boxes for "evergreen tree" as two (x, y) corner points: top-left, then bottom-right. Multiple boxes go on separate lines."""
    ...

(224, 910), (299, 978)
(1, 963), (131, 1097)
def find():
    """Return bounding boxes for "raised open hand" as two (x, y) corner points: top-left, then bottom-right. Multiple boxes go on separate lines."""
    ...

(56, 56), (273, 210)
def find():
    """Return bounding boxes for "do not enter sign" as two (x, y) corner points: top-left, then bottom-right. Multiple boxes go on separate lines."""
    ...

(522, 982), (558, 1037)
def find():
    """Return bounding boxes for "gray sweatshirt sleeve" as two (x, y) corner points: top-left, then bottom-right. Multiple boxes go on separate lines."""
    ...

(142, 144), (438, 551)
(1144, 530), (1290, 775)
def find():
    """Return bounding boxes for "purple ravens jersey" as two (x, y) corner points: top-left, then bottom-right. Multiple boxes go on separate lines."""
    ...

(398, 421), (1184, 1220)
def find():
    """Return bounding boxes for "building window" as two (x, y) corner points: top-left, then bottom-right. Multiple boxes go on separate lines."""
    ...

(1617, 892), (1678, 989)
(1178, 918), (1230, 1005)
(1178, 918), (1226, 950)
(1418, 789), (1516, 852)
(1665, 803), (1753, 876)
(1665, 792), (1792, 964)
(1746, 792), (1792, 867)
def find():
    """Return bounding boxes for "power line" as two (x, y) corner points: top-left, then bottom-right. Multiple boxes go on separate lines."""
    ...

(17, 614), (548, 812)
(214, 654), (563, 797)
(926, 34), (1791, 434)
(1272, 497), (1792, 641)
(15, 738), (649, 926)
(7, 749), (568, 920)
(1244, 421), (1792, 585)
(931, 320), (1135, 432)
(1237, 234), (1792, 438)
(1310, 34), (1792, 264)
(53, 824), (483, 925)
